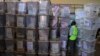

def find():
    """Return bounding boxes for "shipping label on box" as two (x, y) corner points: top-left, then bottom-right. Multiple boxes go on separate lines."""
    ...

(27, 2), (38, 15)
(26, 16), (36, 28)
(17, 41), (24, 50)
(51, 42), (60, 54)
(18, 2), (26, 14)
(7, 2), (16, 14)
(17, 16), (25, 27)
(39, 16), (48, 28)
(39, 42), (48, 53)
(5, 28), (13, 39)
(6, 15), (15, 27)
(39, 30), (49, 41)
(27, 42), (34, 53)
(27, 30), (35, 41)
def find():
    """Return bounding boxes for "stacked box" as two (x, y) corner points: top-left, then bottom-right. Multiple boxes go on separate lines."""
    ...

(17, 16), (25, 27)
(0, 15), (5, 26)
(81, 39), (96, 52)
(27, 30), (35, 41)
(60, 29), (68, 41)
(6, 15), (15, 27)
(5, 40), (14, 51)
(5, 28), (14, 39)
(51, 29), (57, 40)
(0, 40), (5, 50)
(39, 30), (49, 41)
(50, 42), (60, 54)
(39, 42), (48, 53)
(16, 28), (25, 39)
(60, 17), (70, 28)
(60, 5), (70, 17)
(27, 2), (38, 15)
(27, 41), (35, 53)
(26, 16), (36, 28)
(0, 2), (5, 13)
(5, 52), (14, 56)
(39, 0), (50, 15)
(7, 2), (16, 14)
(17, 40), (24, 51)
(39, 15), (49, 28)
(17, 2), (26, 14)
(81, 50), (95, 56)
(51, 17), (58, 28)
(61, 40), (67, 51)
(0, 27), (4, 40)
(61, 51), (66, 56)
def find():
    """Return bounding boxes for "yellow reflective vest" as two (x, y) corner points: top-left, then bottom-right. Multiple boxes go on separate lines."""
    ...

(69, 25), (78, 41)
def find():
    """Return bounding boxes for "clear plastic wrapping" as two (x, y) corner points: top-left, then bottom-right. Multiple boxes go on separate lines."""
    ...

(51, 17), (58, 28)
(52, 5), (60, 16)
(39, 0), (50, 15)
(60, 17), (70, 28)
(61, 41), (67, 51)
(81, 50), (95, 56)
(51, 29), (57, 40)
(27, 41), (35, 53)
(81, 39), (96, 52)
(50, 42), (60, 54)
(39, 42), (48, 53)
(27, 2), (38, 15)
(60, 6), (70, 17)
(26, 16), (36, 28)
(18, 2), (26, 14)
(7, 2), (16, 14)
(6, 15), (15, 27)
(27, 30), (35, 41)
(60, 29), (68, 41)
(5, 28), (14, 39)
(39, 30), (49, 41)
(39, 15), (49, 28)
(17, 16), (25, 27)
(5, 40), (14, 51)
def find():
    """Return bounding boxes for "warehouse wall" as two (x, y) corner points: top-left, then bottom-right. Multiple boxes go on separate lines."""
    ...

(51, 0), (100, 4)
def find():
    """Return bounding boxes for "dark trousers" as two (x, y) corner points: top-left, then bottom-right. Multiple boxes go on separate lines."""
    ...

(69, 40), (76, 56)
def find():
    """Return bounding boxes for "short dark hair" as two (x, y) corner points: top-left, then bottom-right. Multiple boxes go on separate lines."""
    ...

(71, 21), (76, 26)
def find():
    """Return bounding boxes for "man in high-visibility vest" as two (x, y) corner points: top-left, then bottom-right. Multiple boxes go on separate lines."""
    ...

(69, 20), (78, 56)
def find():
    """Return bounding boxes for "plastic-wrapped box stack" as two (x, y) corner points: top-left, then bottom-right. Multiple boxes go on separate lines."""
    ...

(60, 5), (70, 56)
(38, 0), (50, 56)
(75, 3), (99, 56)
(50, 5), (60, 56)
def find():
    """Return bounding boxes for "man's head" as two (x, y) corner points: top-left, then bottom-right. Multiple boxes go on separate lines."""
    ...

(71, 20), (76, 26)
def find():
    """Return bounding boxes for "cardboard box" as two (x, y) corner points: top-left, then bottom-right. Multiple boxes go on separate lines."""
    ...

(39, 30), (49, 41)
(17, 16), (25, 27)
(6, 15), (15, 27)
